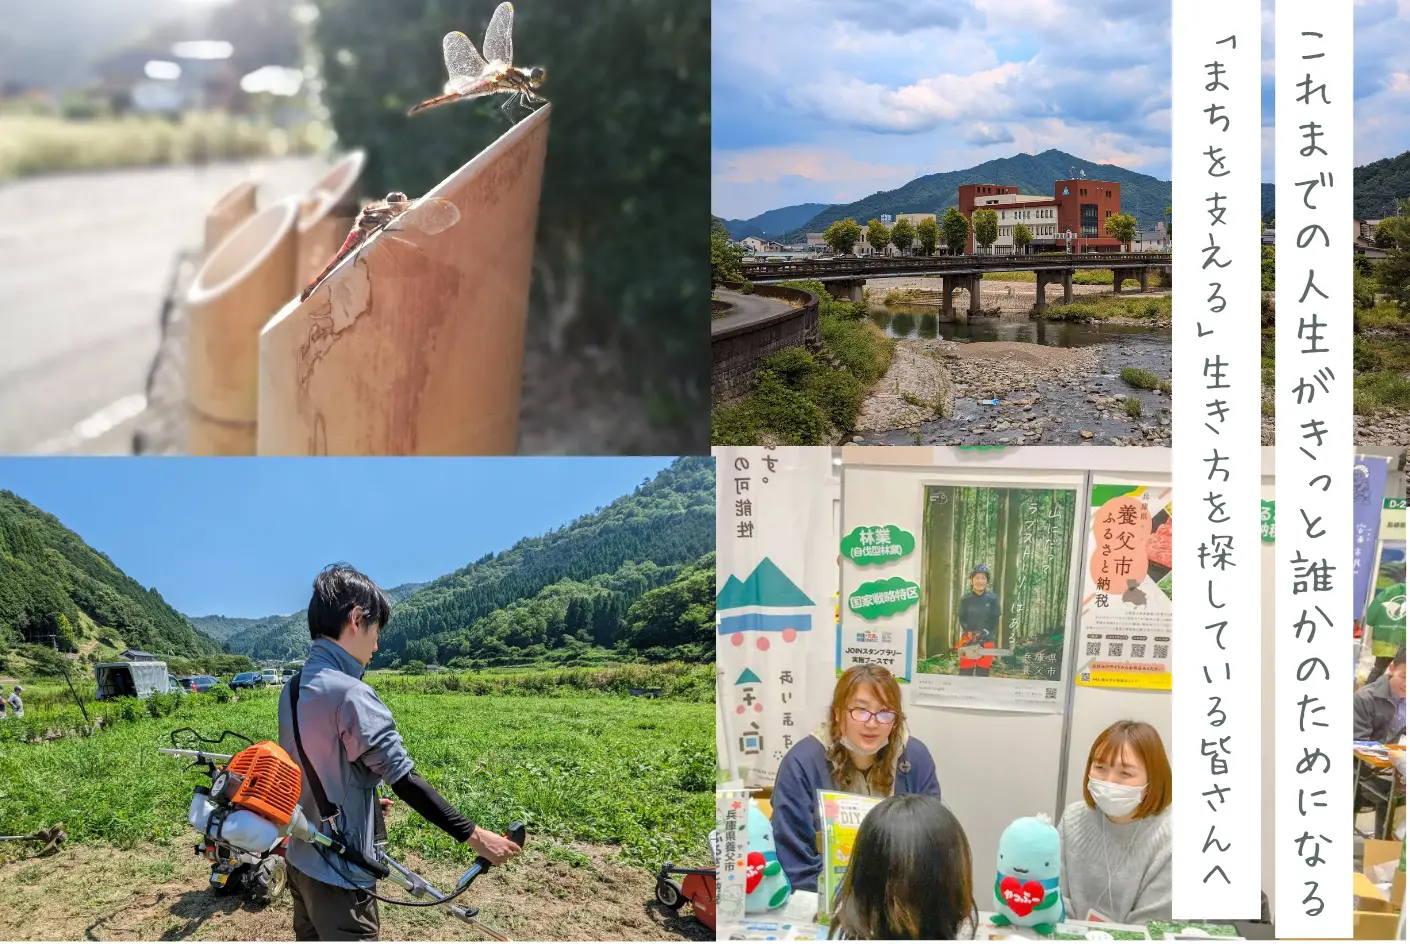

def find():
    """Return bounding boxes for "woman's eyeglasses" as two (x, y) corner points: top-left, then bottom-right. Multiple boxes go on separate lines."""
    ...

(848, 707), (897, 725)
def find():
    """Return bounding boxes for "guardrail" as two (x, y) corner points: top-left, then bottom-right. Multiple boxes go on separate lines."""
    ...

(711, 282), (821, 403)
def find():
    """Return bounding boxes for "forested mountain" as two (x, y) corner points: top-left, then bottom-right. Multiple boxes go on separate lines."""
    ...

(209, 458), (715, 666)
(190, 581), (425, 648)
(0, 490), (221, 659)
(1260, 150), (1410, 223)
(1354, 151), (1410, 219)
(720, 204), (830, 241)
(778, 150), (1171, 242)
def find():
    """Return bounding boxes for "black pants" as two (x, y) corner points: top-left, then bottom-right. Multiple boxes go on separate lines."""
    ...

(1368, 656), (1395, 685)
(1356, 769), (1397, 839)
(289, 864), (380, 941)
(958, 666), (991, 677)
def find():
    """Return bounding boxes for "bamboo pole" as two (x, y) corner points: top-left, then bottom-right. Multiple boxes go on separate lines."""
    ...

(256, 105), (551, 456)
(204, 181), (257, 255)
(295, 150), (366, 298)
(186, 197), (300, 455)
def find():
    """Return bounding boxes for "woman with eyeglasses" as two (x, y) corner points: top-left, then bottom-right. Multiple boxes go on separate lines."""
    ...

(771, 663), (940, 893)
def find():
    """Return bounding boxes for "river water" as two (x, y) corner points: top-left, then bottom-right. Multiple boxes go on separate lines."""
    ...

(857, 306), (1174, 446)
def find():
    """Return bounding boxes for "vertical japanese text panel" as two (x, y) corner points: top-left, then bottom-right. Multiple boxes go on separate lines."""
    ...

(1171, 0), (1263, 919)
(1274, 1), (1352, 937)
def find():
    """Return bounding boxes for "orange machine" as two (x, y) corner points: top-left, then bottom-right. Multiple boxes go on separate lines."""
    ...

(213, 741), (303, 826)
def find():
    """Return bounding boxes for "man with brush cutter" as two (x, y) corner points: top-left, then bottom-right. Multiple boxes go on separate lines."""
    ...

(280, 563), (522, 940)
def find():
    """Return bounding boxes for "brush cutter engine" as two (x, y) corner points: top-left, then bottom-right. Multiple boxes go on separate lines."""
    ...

(161, 729), (526, 940)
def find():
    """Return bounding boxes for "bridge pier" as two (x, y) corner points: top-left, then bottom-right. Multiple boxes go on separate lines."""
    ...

(826, 278), (865, 304)
(1035, 271), (1053, 315)
(1062, 269), (1074, 305)
(1112, 267), (1125, 295)
(967, 274), (982, 316)
(1139, 267), (1150, 292)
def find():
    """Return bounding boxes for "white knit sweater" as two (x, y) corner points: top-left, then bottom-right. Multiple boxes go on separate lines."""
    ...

(1056, 800), (1173, 925)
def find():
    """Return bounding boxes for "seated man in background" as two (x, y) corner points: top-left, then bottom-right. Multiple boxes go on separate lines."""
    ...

(1354, 646), (1406, 838)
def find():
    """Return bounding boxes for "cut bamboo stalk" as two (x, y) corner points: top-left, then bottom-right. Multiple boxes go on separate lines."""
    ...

(204, 181), (257, 255)
(295, 150), (366, 297)
(256, 104), (551, 456)
(187, 197), (300, 455)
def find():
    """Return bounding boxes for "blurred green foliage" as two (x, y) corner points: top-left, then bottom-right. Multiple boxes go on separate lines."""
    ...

(310, 0), (709, 437)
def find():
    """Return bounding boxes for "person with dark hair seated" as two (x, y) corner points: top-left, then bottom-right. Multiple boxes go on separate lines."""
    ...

(828, 794), (978, 940)
(1354, 645), (1406, 837)
(771, 664), (940, 894)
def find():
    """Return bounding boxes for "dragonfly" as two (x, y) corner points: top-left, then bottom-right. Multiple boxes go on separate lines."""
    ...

(407, 2), (546, 122)
(300, 192), (460, 302)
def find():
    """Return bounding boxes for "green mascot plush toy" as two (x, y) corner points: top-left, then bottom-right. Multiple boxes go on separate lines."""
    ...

(991, 813), (1065, 934)
(745, 799), (791, 913)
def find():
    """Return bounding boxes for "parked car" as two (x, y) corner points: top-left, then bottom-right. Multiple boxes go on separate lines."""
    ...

(176, 675), (219, 693)
(261, 669), (280, 685)
(230, 672), (265, 690)
(281, 665), (299, 680)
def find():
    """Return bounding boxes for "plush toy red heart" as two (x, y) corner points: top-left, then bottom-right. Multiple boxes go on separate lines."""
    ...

(999, 875), (1046, 917)
(746, 850), (765, 894)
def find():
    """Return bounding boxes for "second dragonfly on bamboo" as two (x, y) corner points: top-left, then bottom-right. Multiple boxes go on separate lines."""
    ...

(407, 2), (546, 122)
(299, 193), (461, 302)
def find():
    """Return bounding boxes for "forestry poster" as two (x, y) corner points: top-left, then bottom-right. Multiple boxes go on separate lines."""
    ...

(914, 484), (1078, 713)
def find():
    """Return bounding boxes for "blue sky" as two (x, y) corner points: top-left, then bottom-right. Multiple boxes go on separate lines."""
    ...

(0, 458), (676, 618)
(712, 0), (1175, 220)
(1258, 0), (1410, 181)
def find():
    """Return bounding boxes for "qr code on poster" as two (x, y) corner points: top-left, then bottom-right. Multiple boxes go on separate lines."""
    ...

(1086, 641), (1100, 656)
(1107, 643), (1124, 657)
(1131, 644), (1146, 658)
(1045, 687), (1058, 699)
(1154, 644), (1169, 659)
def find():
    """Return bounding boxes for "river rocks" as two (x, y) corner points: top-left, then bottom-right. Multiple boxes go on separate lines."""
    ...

(851, 345), (955, 433)
(1080, 430), (1095, 439)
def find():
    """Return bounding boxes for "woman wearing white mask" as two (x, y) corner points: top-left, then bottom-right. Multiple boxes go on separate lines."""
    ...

(771, 664), (941, 893)
(1057, 720), (1173, 925)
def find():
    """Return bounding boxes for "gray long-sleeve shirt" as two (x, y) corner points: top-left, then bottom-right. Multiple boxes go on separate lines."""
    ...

(1057, 800), (1172, 925)
(279, 638), (414, 889)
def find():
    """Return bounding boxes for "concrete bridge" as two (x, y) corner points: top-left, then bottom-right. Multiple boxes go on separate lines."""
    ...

(740, 252), (1172, 317)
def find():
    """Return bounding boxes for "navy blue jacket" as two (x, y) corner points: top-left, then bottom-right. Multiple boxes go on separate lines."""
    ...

(958, 589), (1000, 638)
(771, 733), (940, 892)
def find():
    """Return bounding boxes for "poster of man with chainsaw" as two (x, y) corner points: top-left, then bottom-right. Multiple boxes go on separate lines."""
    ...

(276, 564), (524, 940)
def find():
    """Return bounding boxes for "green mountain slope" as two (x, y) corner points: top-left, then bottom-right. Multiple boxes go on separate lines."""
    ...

(779, 150), (1170, 242)
(721, 203), (831, 241)
(208, 458), (715, 666)
(0, 490), (222, 660)
(1355, 151), (1410, 219)
(190, 581), (426, 650)
(1261, 150), (1410, 223)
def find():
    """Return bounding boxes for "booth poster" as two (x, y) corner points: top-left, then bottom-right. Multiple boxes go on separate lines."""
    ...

(1352, 456), (1391, 621)
(1075, 484), (1174, 691)
(836, 524), (916, 681)
(715, 788), (750, 926)
(1366, 497), (1406, 660)
(716, 447), (836, 787)
(911, 483), (1078, 713)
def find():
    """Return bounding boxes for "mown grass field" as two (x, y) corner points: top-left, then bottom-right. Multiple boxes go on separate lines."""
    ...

(0, 666), (713, 940)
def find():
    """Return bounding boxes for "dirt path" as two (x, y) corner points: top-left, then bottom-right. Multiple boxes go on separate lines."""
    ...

(0, 840), (709, 942)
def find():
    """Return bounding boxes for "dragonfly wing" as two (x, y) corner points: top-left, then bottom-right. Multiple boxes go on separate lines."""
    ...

(400, 198), (461, 236)
(483, 1), (514, 67)
(443, 30), (488, 80)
